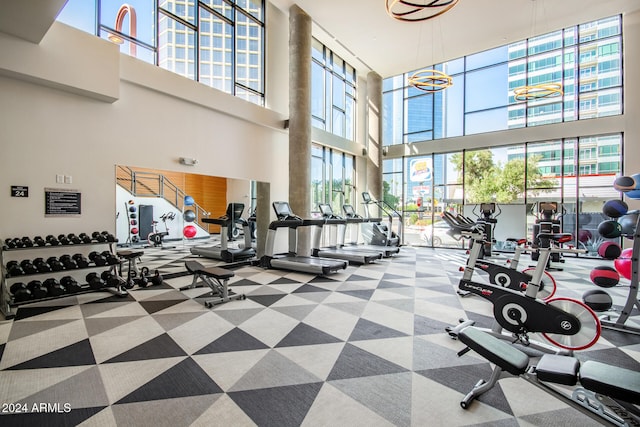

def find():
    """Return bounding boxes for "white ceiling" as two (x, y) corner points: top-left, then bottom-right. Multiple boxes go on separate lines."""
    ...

(269, 0), (640, 78)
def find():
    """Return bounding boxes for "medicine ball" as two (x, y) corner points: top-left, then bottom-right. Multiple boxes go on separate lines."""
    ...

(184, 195), (195, 206)
(589, 266), (619, 288)
(597, 220), (622, 239)
(602, 199), (628, 218)
(183, 209), (196, 223)
(183, 225), (197, 238)
(613, 174), (640, 192)
(577, 229), (592, 243)
(129, 206), (136, 212)
(614, 248), (633, 280)
(597, 241), (622, 260)
(583, 289), (613, 312)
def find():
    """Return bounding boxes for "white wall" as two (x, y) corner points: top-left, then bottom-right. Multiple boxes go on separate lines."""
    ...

(0, 19), (291, 240)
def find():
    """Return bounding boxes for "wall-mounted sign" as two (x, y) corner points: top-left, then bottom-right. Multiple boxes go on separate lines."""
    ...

(45, 188), (81, 216)
(11, 186), (29, 197)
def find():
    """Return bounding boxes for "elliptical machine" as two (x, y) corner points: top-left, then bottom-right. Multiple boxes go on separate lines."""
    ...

(531, 202), (564, 269)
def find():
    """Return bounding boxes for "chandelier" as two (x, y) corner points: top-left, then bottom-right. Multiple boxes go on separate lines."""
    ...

(385, 0), (459, 22)
(513, 83), (563, 101)
(408, 69), (453, 92)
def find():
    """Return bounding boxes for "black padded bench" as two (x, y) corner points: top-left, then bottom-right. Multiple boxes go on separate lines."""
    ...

(457, 326), (640, 425)
(181, 260), (245, 308)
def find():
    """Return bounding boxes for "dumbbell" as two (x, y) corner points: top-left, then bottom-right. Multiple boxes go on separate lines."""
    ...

(43, 278), (66, 297)
(59, 255), (78, 270)
(27, 280), (48, 299)
(10, 282), (32, 302)
(101, 271), (123, 288)
(20, 259), (38, 275)
(151, 270), (164, 286)
(21, 237), (34, 247)
(46, 235), (59, 246)
(46, 256), (65, 272)
(88, 251), (108, 266)
(61, 276), (82, 293)
(34, 236), (46, 247)
(72, 254), (90, 268)
(78, 233), (92, 244)
(6, 261), (24, 276)
(92, 232), (107, 243)
(100, 231), (117, 242)
(67, 233), (82, 244)
(4, 238), (16, 249)
(12, 238), (25, 248)
(57, 234), (71, 245)
(101, 251), (120, 265)
(86, 272), (105, 290)
(33, 257), (52, 273)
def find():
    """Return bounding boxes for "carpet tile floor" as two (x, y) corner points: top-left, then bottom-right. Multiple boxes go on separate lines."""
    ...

(0, 241), (638, 426)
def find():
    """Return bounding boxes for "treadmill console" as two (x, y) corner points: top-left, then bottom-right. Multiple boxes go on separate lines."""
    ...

(362, 192), (372, 203)
(272, 201), (301, 220)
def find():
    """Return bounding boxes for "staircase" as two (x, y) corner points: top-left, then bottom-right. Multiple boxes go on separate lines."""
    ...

(116, 165), (210, 231)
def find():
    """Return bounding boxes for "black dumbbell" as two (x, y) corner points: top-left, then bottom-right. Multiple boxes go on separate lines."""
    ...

(61, 276), (82, 293)
(27, 280), (48, 299)
(151, 270), (164, 286)
(43, 278), (66, 296)
(101, 251), (120, 265)
(7, 261), (24, 276)
(33, 236), (46, 246)
(21, 237), (34, 247)
(100, 231), (117, 242)
(10, 282), (32, 302)
(72, 254), (90, 268)
(46, 235), (59, 246)
(86, 272), (104, 290)
(88, 251), (108, 266)
(57, 234), (71, 245)
(33, 257), (52, 273)
(67, 233), (82, 244)
(20, 259), (38, 275)
(78, 233), (92, 244)
(46, 256), (65, 272)
(4, 238), (16, 249)
(92, 232), (107, 243)
(12, 238), (25, 248)
(59, 255), (78, 270)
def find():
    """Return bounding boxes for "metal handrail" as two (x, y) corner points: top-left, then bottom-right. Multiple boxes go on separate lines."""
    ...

(115, 166), (210, 231)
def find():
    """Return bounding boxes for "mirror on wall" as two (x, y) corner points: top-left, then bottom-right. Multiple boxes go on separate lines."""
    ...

(115, 165), (258, 248)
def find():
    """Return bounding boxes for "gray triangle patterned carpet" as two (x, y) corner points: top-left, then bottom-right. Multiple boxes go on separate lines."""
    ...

(0, 245), (638, 426)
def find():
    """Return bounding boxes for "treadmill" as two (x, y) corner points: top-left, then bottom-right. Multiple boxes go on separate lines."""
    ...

(261, 202), (347, 275)
(342, 204), (400, 257)
(191, 203), (256, 263)
(312, 204), (382, 264)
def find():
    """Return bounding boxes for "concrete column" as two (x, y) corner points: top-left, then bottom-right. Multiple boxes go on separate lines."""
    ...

(288, 5), (312, 254)
(255, 181), (270, 258)
(366, 71), (383, 202)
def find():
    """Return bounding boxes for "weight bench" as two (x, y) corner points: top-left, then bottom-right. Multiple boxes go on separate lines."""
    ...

(181, 260), (245, 308)
(457, 326), (640, 426)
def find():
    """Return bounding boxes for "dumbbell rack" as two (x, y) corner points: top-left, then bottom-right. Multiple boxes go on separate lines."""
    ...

(600, 214), (640, 335)
(0, 236), (124, 320)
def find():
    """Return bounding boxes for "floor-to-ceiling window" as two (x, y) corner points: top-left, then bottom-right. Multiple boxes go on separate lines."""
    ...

(57, 0), (265, 105)
(310, 145), (355, 215)
(382, 15), (622, 145)
(311, 39), (357, 140)
(390, 133), (622, 256)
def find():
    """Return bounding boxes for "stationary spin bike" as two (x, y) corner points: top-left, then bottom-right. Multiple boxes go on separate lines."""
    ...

(448, 229), (601, 352)
(148, 212), (176, 249)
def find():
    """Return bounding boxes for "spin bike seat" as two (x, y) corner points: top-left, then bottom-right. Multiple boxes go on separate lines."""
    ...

(536, 232), (572, 243)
